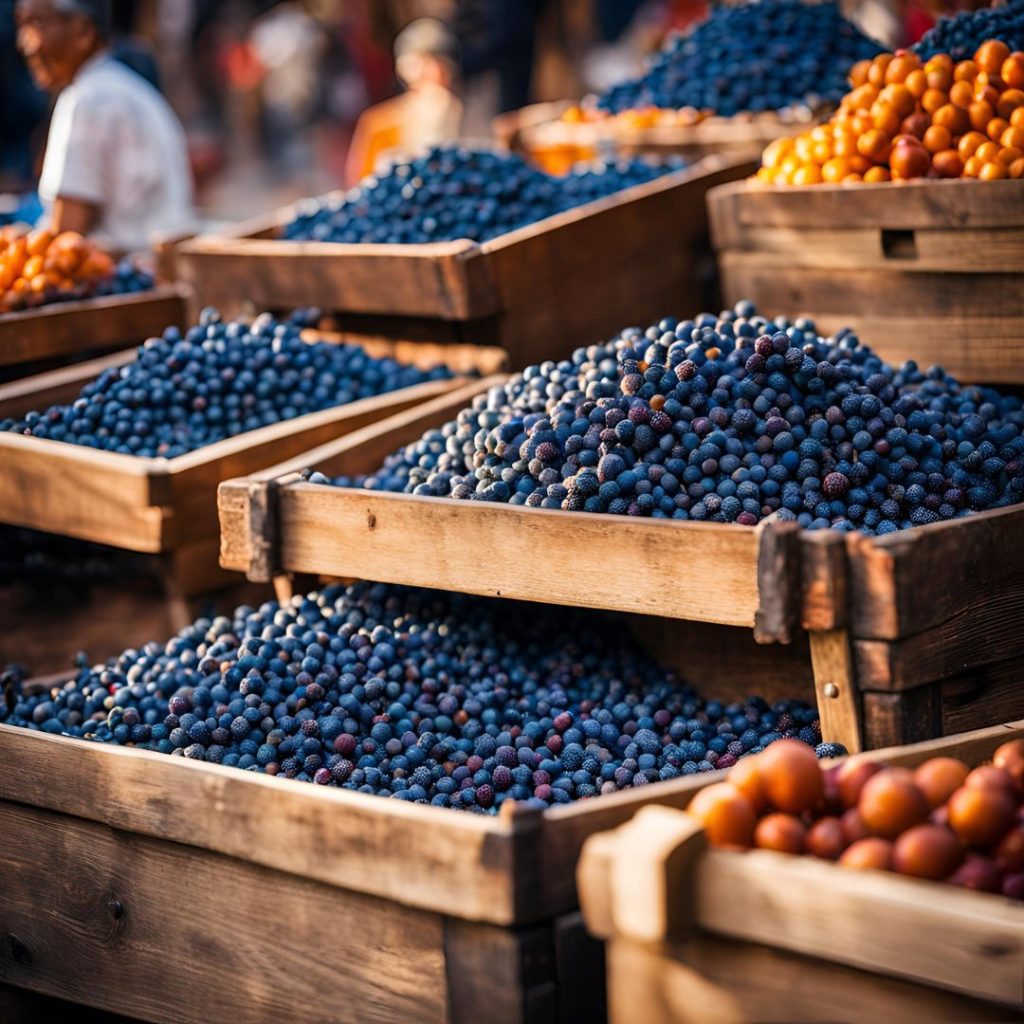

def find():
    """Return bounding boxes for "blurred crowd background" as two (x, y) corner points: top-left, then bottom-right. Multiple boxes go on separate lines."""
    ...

(0, 0), (989, 220)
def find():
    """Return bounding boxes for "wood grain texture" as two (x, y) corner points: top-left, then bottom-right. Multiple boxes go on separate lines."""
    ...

(862, 686), (943, 749)
(0, 801), (448, 1024)
(808, 628), (863, 753)
(0, 287), (188, 370)
(800, 529), (847, 631)
(753, 518), (800, 643)
(276, 485), (762, 626)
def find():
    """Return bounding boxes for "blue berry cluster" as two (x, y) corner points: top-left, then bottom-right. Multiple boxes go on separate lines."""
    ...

(1, 307), (454, 457)
(282, 146), (682, 245)
(913, 1), (1024, 61)
(92, 258), (155, 297)
(0, 584), (829, 812)
(312, 303), (1024, 536)
(596, 1), (884, 117)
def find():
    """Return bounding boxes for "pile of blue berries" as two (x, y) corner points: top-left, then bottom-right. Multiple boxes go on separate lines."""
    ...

(312, 303), (1024, 536)
(913, 0), (1024, 61)
(282, 147), (682, 245)
(595, 0), (884, 117)
(1, 583), (832, 811)
(92, 259), (155, 298)
(1, 308), (454, 457)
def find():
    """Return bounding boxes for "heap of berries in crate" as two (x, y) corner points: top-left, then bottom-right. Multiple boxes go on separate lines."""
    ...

(689, 737), (1024, 899)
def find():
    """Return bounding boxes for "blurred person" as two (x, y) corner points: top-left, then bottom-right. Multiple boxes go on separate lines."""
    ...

(1, 0), (48, 189)
(16, 0), (193, 251)
(345, 16), (462, 184)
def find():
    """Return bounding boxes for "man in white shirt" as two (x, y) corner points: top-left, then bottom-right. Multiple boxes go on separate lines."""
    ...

(16, 0), (193, 252)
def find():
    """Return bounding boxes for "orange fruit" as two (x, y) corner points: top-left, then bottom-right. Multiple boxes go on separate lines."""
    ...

(728, 755), (766, 812)
(25, 228), (53, 257)
(922, 124), (952, 154)
(822, 157), (850, 183)
(807, 817), (847, 860)
(921, 87), (947, 114)
(900, 111), (930, 139)
(835, 758), (882, 809)
(868, 54), (893, 87)
(965, 765), (1018, 794)
(858, 128), (891, 163)
(793, 164), (823, 186)
(758, 739), (825, 813)
(812, 140), (834, 164)
(976, 140), (1001, 163)
(995, 827), (1024, 872)
(849, 59), (872, 87)
(885, 52), (921, 84)
(890, 139), (932, 179)
(1003, 52), (1024, 89)
(954, 59), (979, 82)
(1012, 157), (1024, 178)
(842, 172), (864, 184)
(988, 116), (1011, 141)
(1003, 125), (1024, 150)
(993, 739), (1024, 789)
(970, 99), (996, 131)
(976, 40), (1011, 75)
(840, 837), (894, 871)
(925, 62), (953, 91)
(688, 783), (757, 848)
(904, 68), (927, 98)
(950, 79), (974, 108)
(979, 160), (1008, 180)
(933, 103), (971, 134)
(893, 824), (964, 879)
(948, 785), (1016, 848)
(914, 757), (969, 808)
(863, 165), (891, 183)
(871, 100), (902, 136)
(882, 83), (916, 118)
(754, 813), (807, 854)
(964, 154), (983, 177)
(1013, 106), (1024, 127)
(22, 254), (43, 279)
(858, 768), (930, 838)
(999, 90), (1024, 119)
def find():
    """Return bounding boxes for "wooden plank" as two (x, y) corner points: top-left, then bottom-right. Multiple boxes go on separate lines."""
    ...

(0, 983), (141, 1024)
(808, 628), (863, 753)
(0, 801), (448, 1024)
(862, 686), (941, 749)
(709, 178), (1024, 240)
(847, 505), (1024, 642)
(800, 529), (847, 631)
(0, 723), (528, 925)
(942, 655), (1024, 739)
(553, 912), (607, 1024)
(276, 485), (763, 626)
(596, 796), (1024, 1007)
(753, 518), (800, 643)
(0, 286), (187, 369)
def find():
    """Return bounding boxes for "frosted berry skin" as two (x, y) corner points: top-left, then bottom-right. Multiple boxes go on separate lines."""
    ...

(282, 146), (684, 246)
(0, 584), (829, 813)
(913, 5), (1024, 61)
(595, 0), (883, 117)
(316, 302), (1024, 536)
(0, 307), (454, 457)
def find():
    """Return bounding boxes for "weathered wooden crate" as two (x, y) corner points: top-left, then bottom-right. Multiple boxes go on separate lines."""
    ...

(0, 286), (190, 382)
(172, 156), (754, 370)
(218, 378), (1024, 755)
(578, 721), (1024, 1024)
(0, 340), (505, 621)
(709, 178), (1024, 385)
(0, 616), (820, 1024)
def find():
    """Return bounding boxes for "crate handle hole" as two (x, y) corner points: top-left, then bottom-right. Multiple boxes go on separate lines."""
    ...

(881, 229), (917, 260)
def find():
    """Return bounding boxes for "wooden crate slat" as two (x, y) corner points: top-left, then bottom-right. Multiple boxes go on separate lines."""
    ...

(0, 286), (188, 369)
(0, 723), (529, 925)
(276, 484), (762, 626)
(0, 800), (449, 1024)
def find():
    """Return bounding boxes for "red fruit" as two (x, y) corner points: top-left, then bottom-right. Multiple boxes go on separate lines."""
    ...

(1002, 872), (1024, 899)
(822, 765), (843, 813)
(914, 757), (969, 809)
(754, 813), (807, 854)
(807, 816), (847, 860)
(840, 837), (893, 871)
(688, 783), (757, 849)
(841, 807), (871, 844)
(995, 827), (1024, 872)
(836, 758), (881, 809)
(759, 740), (825, 814)
(947, 853), (1002, 893)
(892, 824), (963, 879)
(948, 786), (1016, 849)
(858, 768), (930, 838)
(965, 765), (1017, 794)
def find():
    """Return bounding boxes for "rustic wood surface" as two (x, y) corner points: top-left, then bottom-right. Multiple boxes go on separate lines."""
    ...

(0, 287), (188, 371)
(0, 801), (449, 1024)
(808, 628), (863, 753)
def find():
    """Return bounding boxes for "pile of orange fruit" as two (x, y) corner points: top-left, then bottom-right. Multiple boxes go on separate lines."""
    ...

(688, 737), (1024, 897)
(0, 226), (116, 313)
(759, 40), (1024, 184)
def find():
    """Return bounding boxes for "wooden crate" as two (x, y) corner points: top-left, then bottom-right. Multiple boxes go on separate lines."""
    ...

(0, 617), (820, 1024)
(218, 378), (1024, 755)
(708, 178), (1024, 385)
(172, 156), (755, 370)
(578, 721), (1024, 1024)
(0, 286), (190, 382)
(0, 340), (505, 620)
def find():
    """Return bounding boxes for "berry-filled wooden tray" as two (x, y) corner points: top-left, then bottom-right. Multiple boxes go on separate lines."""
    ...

(0, 341), (506, 603)
(0, 285), (190, 381)
(578, 721), (1024, 1024)
(172, 155), (754, 369)
(709, 178), (1024, 385)
(0, 616), (817, 1024)
(218, 379), (1024, 755)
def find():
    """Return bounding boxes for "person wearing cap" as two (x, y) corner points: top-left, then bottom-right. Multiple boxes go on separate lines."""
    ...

(345, 18), (463, 185)
(15, 0), (193, 252)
